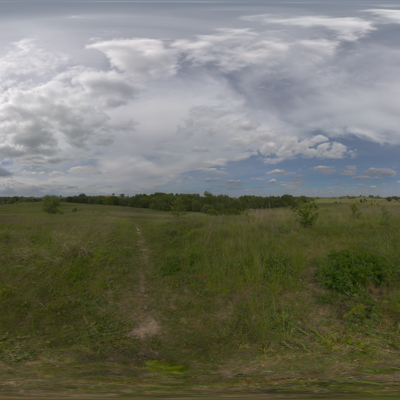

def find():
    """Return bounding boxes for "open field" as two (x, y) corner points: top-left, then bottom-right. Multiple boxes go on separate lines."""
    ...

(1, 199), (400, 397)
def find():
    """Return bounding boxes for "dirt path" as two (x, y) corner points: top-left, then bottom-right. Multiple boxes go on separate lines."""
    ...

(127, 225), (161, 340)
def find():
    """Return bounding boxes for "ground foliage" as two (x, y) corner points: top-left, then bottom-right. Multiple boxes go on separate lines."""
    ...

(1, 198), (400, 396)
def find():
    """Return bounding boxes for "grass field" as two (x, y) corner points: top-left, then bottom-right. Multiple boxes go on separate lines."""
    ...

(1, 198), (400, 397)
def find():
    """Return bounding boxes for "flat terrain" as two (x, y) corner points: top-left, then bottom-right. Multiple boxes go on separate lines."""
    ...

(1, 199), (400, 397)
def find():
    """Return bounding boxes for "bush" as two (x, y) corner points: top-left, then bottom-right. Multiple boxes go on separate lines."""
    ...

(207, 209), (219, 216)
(292, 200), (319, 227)
(318, 250), (390, 294)
(42, 195), (61, 214)
(200, 204), (214, 214)
(350, 203), (362, 218)
(342, 291), (381, 328)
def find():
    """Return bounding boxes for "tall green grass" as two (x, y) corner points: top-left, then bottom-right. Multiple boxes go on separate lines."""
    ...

(1, 200), (400, 367)
(0, 204), (141, 362)
(156, 201), (400, 344)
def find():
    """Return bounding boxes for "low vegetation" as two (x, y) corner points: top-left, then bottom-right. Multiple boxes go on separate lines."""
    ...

(1, 197), (400, 396)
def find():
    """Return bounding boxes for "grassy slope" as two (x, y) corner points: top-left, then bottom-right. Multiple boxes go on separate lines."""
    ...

(1, 199), (400, 396)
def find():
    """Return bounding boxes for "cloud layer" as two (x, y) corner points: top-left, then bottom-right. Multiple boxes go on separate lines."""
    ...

(1, 6), (400, 196)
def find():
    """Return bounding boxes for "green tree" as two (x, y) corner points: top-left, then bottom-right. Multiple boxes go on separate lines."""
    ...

(191, 200), (201, 212)
(170, 196), (187, 218)
(292, 200), (319, 227)
(104, 197), (114, 205)
(42, 195), (61, 214)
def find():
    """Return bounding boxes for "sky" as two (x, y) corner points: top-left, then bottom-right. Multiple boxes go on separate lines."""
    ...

(1, 0), (400, 197)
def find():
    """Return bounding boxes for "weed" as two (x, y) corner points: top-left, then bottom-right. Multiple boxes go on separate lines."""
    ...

(160, 256), (183, 276)
(317, 249), (390, 294)
(145, 360), (188, 374)
(342, 291), (381, 330)
(381, 206), (392, 229)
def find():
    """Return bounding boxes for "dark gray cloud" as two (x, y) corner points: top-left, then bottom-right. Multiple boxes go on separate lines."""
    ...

(313, 166), (336, 175)
(352, 175), (380, 181)
(0, 164), (12, 177)
(225, 179), (243, 186)
(203, 177), (220, 182)
(340, 165), (357, 176)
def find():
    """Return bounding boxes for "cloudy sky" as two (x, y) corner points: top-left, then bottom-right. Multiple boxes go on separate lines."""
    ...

(1, 0), (400, 197)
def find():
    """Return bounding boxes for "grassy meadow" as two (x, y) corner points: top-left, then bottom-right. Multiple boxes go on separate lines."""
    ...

(1, 198), (400, 396)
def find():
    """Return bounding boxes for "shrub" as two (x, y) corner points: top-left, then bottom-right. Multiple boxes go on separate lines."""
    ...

(206, 209), (219, 216)
(350, 203), (362, 218)
(42, 195), (61, 214)
(318, 250), (390, 294)
(200, 204), (214, 214)
(292, 200), (319, 227)
(342, 291), (381, 328)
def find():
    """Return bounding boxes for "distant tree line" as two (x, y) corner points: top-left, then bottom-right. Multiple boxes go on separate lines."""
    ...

(62, 192), (309, 212)
(0, 196), (41, 205)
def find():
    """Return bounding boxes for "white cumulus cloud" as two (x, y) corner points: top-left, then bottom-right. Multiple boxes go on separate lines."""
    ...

(266, 169), (287, 175)
(87, 38), (179, 80)
(364, 167), (397, 177)
(365, 9), (400, 24)
(242, 14), (375, 41)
